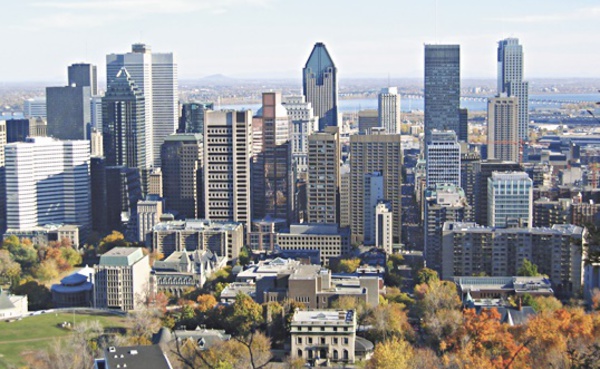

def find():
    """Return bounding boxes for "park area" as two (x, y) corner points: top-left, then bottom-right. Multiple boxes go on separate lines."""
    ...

(0, 311), (130, 368)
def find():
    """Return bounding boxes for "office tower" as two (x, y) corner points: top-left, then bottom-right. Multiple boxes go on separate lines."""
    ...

(105, 167), (143, 238)
(442, 222), (584, 296)
(358, 110), (379, 134)
(303, 42), (338, 130)
(460, 150), (481, 207)
(307, 127), (340, 224)
(94, 247), (151, 311)
(426, 130), (461, 187)
(423, 184), (471, 276)
(203, 110), (252, 226)
(283, 95), (318, 176)
(488, 171), (533, 228)
(378, 87), (401, 134)
(178, 102), (213, 134)
(90, 129), (103, 157)
(375, 201), (393, 253)
(498, 38), (529, 141)
(90, 157), (108, 233)
(102, 68), (150, 170)
(90, 96), (103, 132)
(5, 137), (91, 232)
(23, 97), (46, 118)
(137, 197), (163, 245)
(107, 43), (178, 167)
(252, 92), (294, 223)
(0, 121), (5, 233)
(424, 45), (460, 143)
(458, 108), (468, 142)
(148, 168), (163, 197)
(5, 118), (46, 143)
(340, 164), (351, 228)
(488, 96), (519, 162)
(161, 134), (202, 219)
(364, 172), (384, 245)
(68, 63), (98, 95)
(350, 130), (402, 243)
(474, 160), (521, 226)
(46, 84), (91, 140)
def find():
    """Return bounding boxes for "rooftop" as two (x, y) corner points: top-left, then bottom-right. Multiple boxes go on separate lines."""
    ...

(99, 247), (145, 267)
(99, 345), (172, 369)
(293, 310), (355, 325)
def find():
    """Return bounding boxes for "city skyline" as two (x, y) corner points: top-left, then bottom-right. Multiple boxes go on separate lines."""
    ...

(2, 0), (599, 82)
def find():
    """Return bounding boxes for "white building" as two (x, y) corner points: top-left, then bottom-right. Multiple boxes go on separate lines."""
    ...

(378, 87), (401, 134)
(94, 247), (151, 311)
(5, 137), (91, 233)
(23, 97), (46, 118)
(107, 43), (178, 167)
(137, 197), (163, 245)
(203, 110), (252, 227)
(375, 201), (393, 254)
(0, 290), (28, 320)
(426, 130), (461, 187)
(488, 172), (533, 228)
(283, 95), (318, 176)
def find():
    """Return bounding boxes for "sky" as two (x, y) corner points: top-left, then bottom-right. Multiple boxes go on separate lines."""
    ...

(2, 0), (599, 82)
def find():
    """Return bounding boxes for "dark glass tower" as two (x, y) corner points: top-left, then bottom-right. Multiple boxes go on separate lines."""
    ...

(424, 44), (460, 144)
(178, 102), (213, 134)
(303, 42), (338, 131)
(68, 63), (98, 95)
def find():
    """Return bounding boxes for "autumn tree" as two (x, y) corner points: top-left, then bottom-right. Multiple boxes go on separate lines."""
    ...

(197, 294), (218, 313)
(367, 336), (414, 369)
(338, 258), (361, 273)
(0, 249), (21, 283)
(227, 293), (264, 336)
(364, 302), (413, 342)
(97, 230), (130, 254)
(415, 267), (439, 285)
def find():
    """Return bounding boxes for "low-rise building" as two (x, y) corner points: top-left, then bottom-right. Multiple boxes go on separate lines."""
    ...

(0, 289), (27, 320)
(51, 265), (94, 308)
(454, 276), (553, 301)
(94, 345), (173, 369)
(276, 224), (351, 265)
(4, 224), (80, 249)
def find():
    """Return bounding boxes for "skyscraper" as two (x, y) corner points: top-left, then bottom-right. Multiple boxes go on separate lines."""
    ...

(303, 42), (338, 130)
(378, 87), (401, 134)
(252, 92), (294, 224)
(474, 160), (522, 226)
(46, 85), (91, 140)
(107, 43), (178, 167)
(282, 95), (318, 176)
(498, 38), (529, 142)
(458, 108), (468, 142)
(178, 102), (213, 134)
(488, 96), (519, 162)
(161, 134), (202, 219)
(364, 172), (384, 245)
(5, 137), (91, 232)
(307, 126), (340, 224)
(68, 63), (98, 95)
(488, 171), (533, 228)
(424, 45), (460, 143)
(102, 68), (150, 170)
(203, 110), (252, 226)
(426, 130), (461, 187)
(350, 130), (402, 244)
(0, 121), (5, 233)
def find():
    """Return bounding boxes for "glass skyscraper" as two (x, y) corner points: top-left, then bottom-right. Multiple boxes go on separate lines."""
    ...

(303, 42), (338, 131)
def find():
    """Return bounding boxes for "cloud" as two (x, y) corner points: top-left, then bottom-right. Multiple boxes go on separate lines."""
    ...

(489, 6), (600, 23)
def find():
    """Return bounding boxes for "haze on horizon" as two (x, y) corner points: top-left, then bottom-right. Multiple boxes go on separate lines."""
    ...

(2, 0), (599, 83)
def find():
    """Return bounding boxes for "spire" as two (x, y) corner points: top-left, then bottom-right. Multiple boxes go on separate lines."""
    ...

(304, 42), (335, 74)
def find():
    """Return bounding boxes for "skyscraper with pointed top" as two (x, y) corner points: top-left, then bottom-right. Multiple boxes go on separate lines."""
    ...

(303, 42), (338, 131)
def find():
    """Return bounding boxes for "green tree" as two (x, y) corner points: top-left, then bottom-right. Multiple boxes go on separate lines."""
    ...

(12, 280), (52, 310)
(517, 258), (540, 277)
(338, 258), (361, 273)
(61, 247), (82, 267)
(238, 246), (251, 266)
(228, 293), (264, 336)
(415, 267), (439, 285)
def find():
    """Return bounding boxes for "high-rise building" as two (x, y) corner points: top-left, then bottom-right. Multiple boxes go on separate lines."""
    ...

(282, 96), (318, 176)
(375, 201), (393, 254)
(364, 172), (384, 245)
(252, 92), (294, 224)
(90, 96), (103, 132)
(303, 42), (338, 130)
(68, 63), (98, 95)
(498, 38), (529, 142)
(339, 164), (351, 228)
(307, 126), (340, 224)
(0, 121), (5, 233)
(178, 102), (213, 134)
(137, 197), (163, 245)
(94, 247), (151, 311)
(426, 130), (461, 187)
(350, 130), (402, 243)
(46, 84), (91, 140)
(458, 108), (468, 142)
(5, 118), (46, 143)
(5, 137), (91, 232)
(23, 97), (46, 118)
(488, 96), (519, 162)
(378, 87), (401, 134)
(161, 134), (202, 219)
(102, 68), (150, 170)
(488, 171), (533, 228)
(474, 160), (521, 226)
(460, 150), (481, 207)
(203, 110), (252, 226)
(358, 110), (379, 134)
(107, 43), (178, 167)
(423, 184), (471, 276)
(424, 44), (460, 143)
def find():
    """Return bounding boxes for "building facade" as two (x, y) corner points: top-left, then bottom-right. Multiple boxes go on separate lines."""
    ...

(488, 172), (533, 228)
(307, 127), (340, 224)
(498, 38), (529, 142)
(378, 87), (401, 134)
(303, 42), (338, 130)
(283, 95), (318, 176)
(426, 130), (461, 187)
(488, 96), (519, 162)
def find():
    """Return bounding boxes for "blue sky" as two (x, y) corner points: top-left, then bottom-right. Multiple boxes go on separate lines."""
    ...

(2, 0), (599, 82)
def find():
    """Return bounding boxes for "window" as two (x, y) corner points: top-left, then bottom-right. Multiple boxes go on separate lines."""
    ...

(297, 337), (302, 344)
(308, 337), (313, 344)
(343, 338), (349, 345)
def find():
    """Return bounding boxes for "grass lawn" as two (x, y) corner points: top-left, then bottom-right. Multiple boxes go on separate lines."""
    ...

(0, 311), (130, 368)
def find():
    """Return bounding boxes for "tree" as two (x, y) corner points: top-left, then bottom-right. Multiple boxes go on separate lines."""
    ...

(197, 294), (218, 313)
(33, 259), (60, 281)
(127, 306), (163, 345)
(415, 267), (439, 285)
(367, 336), (414, 369)
(0, 249), (21, 282)
(338, 258), (361, 273)
(365, 302), (413, 342)
(12, 280), (52, 310)
(238, 246), (251, 267)
(517, 258), (540, 277)
(61, 247), (82, 267)
(97, 230), (130, 254)
(228, 293), (264, 336)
